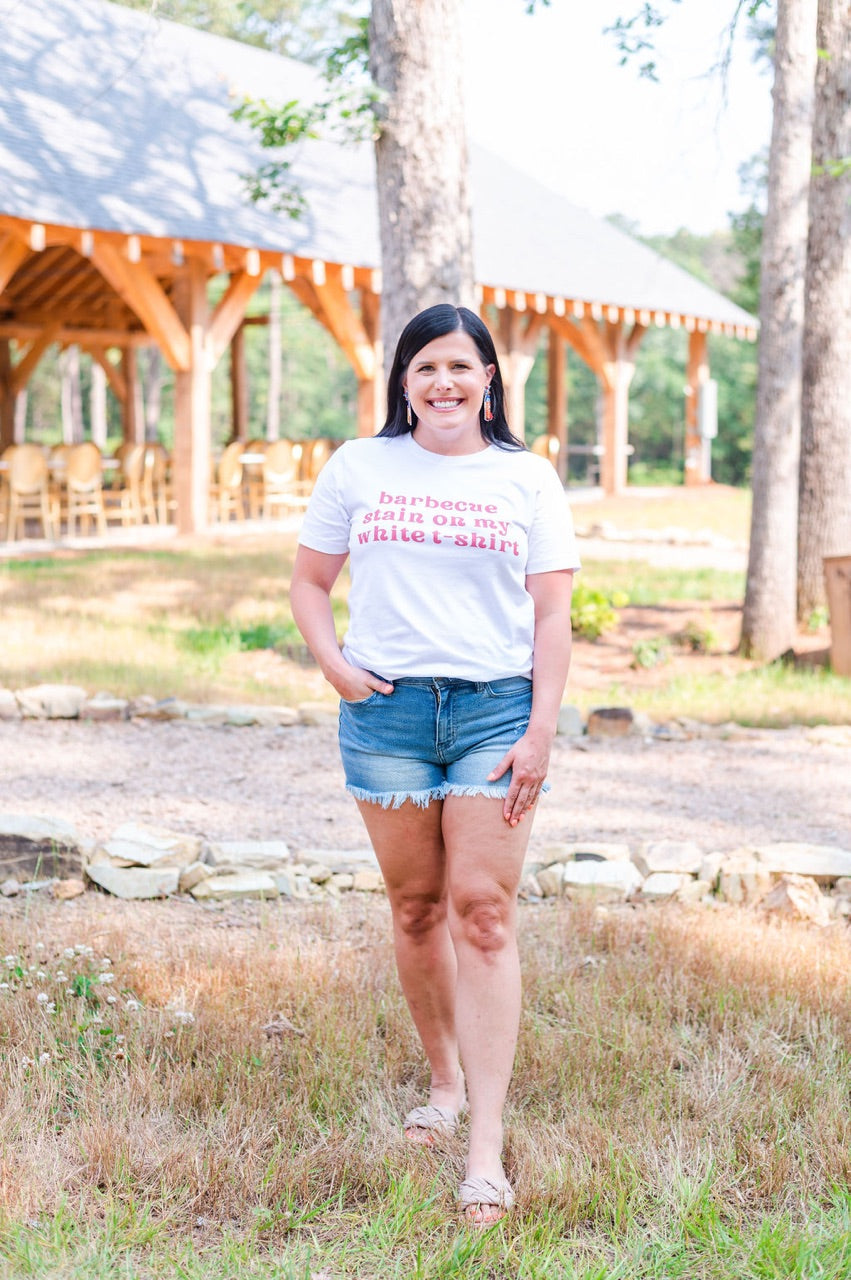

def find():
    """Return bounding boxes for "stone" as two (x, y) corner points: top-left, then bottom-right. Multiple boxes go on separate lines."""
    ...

(633, 840), (703, 878)
(297, 847), (379, 871)
(306, 862), (333, 884)
(352, 869), (384, 893)
(80, 693), (129, 722)
(0, 689), (20, 719)
(0, 814), (83, 880)
(185, 706), (230, 725)
(86, 864), (179, 899)
(229, 705), (299, 728)
(698, 853), (725, 889)
(206, 840), (291, 870)
(297, 702), (338, 727)
(537, 841), (632, 865)
(130, 697), (189, 721)
(561, 860), (644, 903)
(536, 865), (565, 897)
(758, 874), (832, 928)
(273, 870), (297, 897)
(52, 877), (86, 900)
(834, 878), (851, 899)
(99, 822), (202, 868)
(556, 704), (584, 737)
(519, 871), (543, 899)
(641, 872), (691, 900)
(717, 856), (774, 906)
(331, 872), (354, 892)
(1, 878), (20, 897)
(676, 878), (713, 905)
(806, 725), (851, 748)
(753, 842), (851, 885)
(190, 873), (279, 901)
(586, 707), (634, 738)
(178, 861), (212, 892)
(16, 684), (88, 719)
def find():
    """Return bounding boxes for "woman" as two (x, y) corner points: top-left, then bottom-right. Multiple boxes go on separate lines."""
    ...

(290, 304), (579, 1226)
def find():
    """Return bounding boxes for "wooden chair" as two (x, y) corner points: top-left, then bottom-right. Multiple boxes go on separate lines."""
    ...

(210, 441), (245, 521)
(142, 443), (172, 524)
(65, 442), (107, 537)
(0, 445), (15, 536)
(261, 439), (307, 518)
(241, 438), (268, 519)
(104, 443), (145, 526)
(531, 434), (561, 467)
(5, 443), (53, 541)
(300, 438), (333, 492)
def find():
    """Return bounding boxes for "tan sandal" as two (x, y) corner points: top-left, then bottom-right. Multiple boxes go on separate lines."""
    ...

(458, 1175), (515, 1226)
(402, 1104), (461, 1146)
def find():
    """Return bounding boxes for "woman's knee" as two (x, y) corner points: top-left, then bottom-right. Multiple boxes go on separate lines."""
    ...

(392, 891), (447, 941)
(450, 888), (514, 955)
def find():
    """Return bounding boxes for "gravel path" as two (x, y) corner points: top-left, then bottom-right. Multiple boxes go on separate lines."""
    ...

(2, 717), (848, 857)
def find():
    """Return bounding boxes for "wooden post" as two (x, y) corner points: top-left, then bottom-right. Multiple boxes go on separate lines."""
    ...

(90, 360), (107, 449)
(357, 288), (383, 437)
(122, 347), (143, 444)
(496, 309), (543, 442)
(172, 257), (211, 534)
(685, 329), (710, 486)
(0, 339), (15, 450)
(230, 323), (248, 442)
(547, 327), (568, 483)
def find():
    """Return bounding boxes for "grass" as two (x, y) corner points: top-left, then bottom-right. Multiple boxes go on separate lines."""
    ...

(1, 896), (851, 1277)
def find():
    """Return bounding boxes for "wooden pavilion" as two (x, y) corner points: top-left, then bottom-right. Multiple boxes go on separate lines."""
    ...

(0, 0), (757, 533)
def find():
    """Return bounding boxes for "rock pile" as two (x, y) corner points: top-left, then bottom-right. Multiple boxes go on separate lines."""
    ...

(1, 816), (850, 928)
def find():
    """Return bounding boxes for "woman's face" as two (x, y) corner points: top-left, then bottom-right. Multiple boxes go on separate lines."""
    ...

(403, 330), (495, 452)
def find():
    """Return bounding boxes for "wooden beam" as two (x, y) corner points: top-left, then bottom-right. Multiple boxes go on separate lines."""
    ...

(90, 242), (191, 371)
(287, 269), (377, 382)
(9, 323), (61, 395)
(0, 322), (151, 347)
(122, 347), (142, 443)
(230, 324), (248, 443)
(547, 328), (568, 484)
(81, 343), (127, 404)
(547, 313), (605, 378)
(208, 269), (266, 365)
(0, 234), (30, 294)
(685, 329), (710, 486)
(172, 258), (211, 533)
(0, 340), (15, 450)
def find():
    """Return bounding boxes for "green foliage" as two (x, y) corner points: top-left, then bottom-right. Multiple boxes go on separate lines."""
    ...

(631, 635), (671, 668)
(675, 618), (719, 653)
(571, 581), (627, 640)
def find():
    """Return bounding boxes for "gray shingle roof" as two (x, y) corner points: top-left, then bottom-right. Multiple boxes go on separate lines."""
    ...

(1, 0), (756, 330)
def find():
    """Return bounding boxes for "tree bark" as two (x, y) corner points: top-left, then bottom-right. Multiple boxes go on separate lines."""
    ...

(369, 0), (475, 373)
(60, 345), (85, 444)
(797, 0), (851, 619)
(740, 0), (818, 659)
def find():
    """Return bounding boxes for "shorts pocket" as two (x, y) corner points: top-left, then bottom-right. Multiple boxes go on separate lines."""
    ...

(340, 690), (383, 707)
(483, 678), (533, 698)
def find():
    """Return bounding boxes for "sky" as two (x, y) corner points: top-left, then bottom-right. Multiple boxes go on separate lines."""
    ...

(460, 0), (774, 237)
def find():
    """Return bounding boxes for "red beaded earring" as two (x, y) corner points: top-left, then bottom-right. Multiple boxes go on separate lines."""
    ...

(483, 386), (493, 422)
(404, 390), (412, 426)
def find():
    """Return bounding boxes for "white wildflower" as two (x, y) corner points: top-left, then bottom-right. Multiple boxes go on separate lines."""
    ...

(115, 1034), (125, 1044)
(173, 1010), (195, 1026)
(39, 1053), (50, 1065)
(36, 992), (49, 1004)
(74, 944), (93, 957)
(98, 973), (115, 985)
(36, 970), (47, 980)
(55, 972), (67, 982)
(125, 999), (140, 1012)
(45, 1002), (56, 1014)
(0, 983), (9, 991)
(106, 995), (117, 1005)
(62, 948), (75, 960)
(35, 942), (45, 950)
(4, 955), (17, 966)
(100, 958), (112, 970)
(20, 1056), (32, 1068)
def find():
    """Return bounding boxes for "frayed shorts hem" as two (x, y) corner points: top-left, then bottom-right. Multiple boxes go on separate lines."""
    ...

(345, 781), (550, 810)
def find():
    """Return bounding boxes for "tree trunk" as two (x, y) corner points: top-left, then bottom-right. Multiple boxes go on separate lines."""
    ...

(740, 0), (818, 659)
(60, 345), (85, 444)
(90, 360), (107, 449)
(267, 271), (282, 440)
(797, 0), (851, 619)
(369, 0), (475, 374)
(142, 347), (164, 442)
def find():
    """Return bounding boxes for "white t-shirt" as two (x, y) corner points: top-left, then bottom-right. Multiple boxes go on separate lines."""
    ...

(298, 434), (581, 681)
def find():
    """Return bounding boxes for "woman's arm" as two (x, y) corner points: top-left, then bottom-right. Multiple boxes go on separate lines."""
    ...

(290, 545), (394, 702)
(488, 568), (574, 827)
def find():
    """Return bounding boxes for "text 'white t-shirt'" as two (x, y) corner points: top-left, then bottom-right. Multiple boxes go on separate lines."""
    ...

(298, 434), (581, 681)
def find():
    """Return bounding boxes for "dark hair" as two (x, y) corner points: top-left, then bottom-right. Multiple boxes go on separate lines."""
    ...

(378, 304), (524, 449)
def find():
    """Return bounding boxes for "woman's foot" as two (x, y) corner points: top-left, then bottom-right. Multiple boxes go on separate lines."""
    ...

(458, 1173), (514, 1226)
(403, 1070), (466, 1146)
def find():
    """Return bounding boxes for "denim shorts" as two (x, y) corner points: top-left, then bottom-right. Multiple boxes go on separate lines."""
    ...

(338, 675), (544, 809)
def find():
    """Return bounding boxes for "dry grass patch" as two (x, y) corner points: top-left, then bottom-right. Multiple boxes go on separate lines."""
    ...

(1, 896), (850, 1277)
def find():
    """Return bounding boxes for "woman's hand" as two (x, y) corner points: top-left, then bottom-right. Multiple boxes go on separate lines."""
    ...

(487, 727), (552, 827)
(329, 664), (394, 703)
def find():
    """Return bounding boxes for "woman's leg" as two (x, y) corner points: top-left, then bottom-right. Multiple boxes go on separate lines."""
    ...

(355, 798), (466, 1118)
(441, 794), (533, 1222)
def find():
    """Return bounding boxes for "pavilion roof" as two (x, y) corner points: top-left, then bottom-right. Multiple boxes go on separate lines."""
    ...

(0, 0), (756, 335)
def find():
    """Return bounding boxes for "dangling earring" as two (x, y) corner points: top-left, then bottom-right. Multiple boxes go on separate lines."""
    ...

(483, 386), (493, 423)
(404, 390), (412, 427)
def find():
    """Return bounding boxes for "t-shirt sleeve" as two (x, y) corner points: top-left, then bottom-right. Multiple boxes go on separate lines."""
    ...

(525, 462), (581, 574)
(297, 445), (352, 555)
